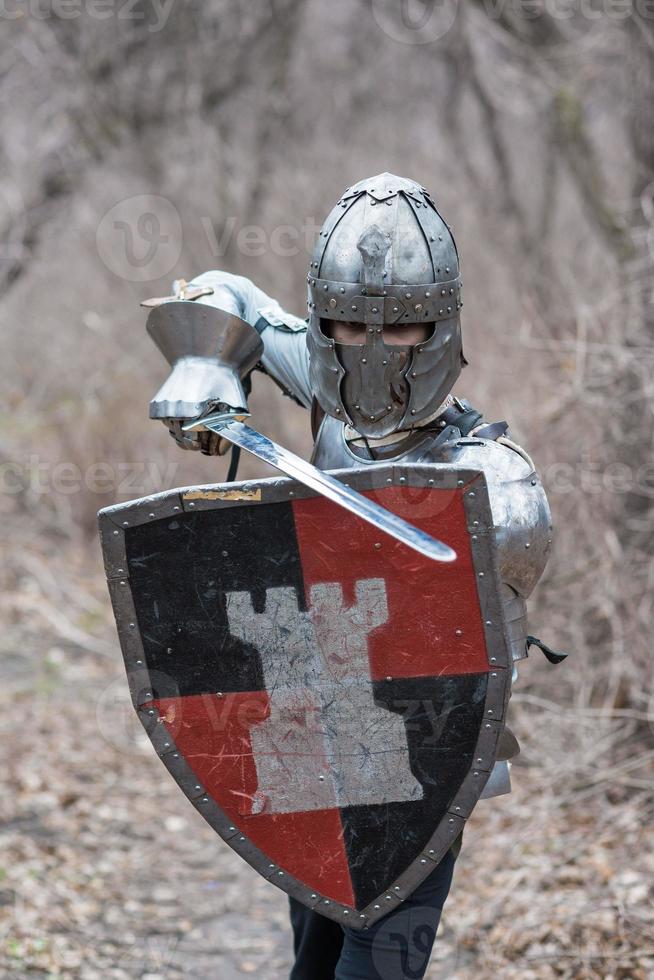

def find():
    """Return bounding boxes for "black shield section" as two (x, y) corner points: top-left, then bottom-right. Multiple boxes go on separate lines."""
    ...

(340, 674), (487, 909)
(124, 502), (305, 698)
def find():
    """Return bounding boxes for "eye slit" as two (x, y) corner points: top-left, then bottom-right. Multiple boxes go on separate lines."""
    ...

(321, 319), (367, 346)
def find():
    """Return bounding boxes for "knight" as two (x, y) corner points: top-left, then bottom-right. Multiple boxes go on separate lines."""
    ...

(144, 173), (558, 979)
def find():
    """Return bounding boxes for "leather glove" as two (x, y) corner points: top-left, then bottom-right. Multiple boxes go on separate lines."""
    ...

(164, 420), (230, 456)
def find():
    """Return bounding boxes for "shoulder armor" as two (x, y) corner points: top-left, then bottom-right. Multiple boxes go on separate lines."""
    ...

(446, 436), (553, 598)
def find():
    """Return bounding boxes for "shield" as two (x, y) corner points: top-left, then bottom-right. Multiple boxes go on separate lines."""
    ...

(98, 463), (511, 929)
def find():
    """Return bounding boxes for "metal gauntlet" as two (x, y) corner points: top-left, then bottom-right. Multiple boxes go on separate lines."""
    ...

(147, 300), (263, 449)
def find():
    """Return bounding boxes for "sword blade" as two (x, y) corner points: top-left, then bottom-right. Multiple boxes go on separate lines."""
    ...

(183, 414), (456, 563)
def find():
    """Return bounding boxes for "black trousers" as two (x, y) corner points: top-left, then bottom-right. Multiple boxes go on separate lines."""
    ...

(288, 846), (457, 980)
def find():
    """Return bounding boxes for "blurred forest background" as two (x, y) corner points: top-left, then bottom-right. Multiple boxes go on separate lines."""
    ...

(1, 1), (653, 977)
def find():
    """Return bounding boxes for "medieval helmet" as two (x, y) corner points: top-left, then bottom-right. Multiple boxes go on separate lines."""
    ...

(306, 173), (464, 439)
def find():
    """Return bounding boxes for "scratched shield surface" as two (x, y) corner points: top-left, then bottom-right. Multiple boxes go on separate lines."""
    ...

(98, 463), (511, 928)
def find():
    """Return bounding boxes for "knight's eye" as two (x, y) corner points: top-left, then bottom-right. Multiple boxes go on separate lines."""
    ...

(322, 320), (367, 345)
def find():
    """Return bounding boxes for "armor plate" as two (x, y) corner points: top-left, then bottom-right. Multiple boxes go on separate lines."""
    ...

(99, 463), (513, 928)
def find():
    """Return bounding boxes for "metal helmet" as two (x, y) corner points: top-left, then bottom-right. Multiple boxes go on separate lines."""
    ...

(306, 173), (464, 439)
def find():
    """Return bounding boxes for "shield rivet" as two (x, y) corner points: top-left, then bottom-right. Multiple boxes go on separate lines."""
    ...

(217, 692), (224, 698)
(113, 530), (119, 537)
(371, 307), (379, 314)
(420, 860), (427, 865)
(343, 909), (350, 915)
(491, 672), (497, 678)
(457, 479), (464, 486)
(478, 572), (485, 578)
(490, 657), (496, 663)
(324, 900), (330, 905)
(119, 580), (126, 587)
(374, 542), (382, 550)
(486, 620), (492, 627)
(374, 904), (381, 909)
(229, 826), (236, 832)
(122, 521), (129, 527)
(468, 491), (476, 498)
(428, 478), (434, 485)
(136, 660), (142, 665)
(487, 709), (494, 715)
(455, 629), (463, 636)
(311, 894), (317, 900)
(385, 896), (392, 902)
(318, 775), (325, 781)
(278, 872), (284, 876)
(195, 785), (202, 792)
(476, 758), (482, 764)
(449, 817), (454, 823)
(394, 886), (400, 892)
(399, 476), (406, 483)
(148, 513), (155, 519)
(386, 676), (392, 682)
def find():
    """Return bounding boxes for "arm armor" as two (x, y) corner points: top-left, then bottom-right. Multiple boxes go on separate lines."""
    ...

(147, 300), (263, 421)
(446, 436), (552, 664)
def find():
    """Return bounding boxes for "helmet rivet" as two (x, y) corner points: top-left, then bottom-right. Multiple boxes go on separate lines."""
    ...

(411, 409), (416, 415)
(425, 291), (431, 298)
(329, 298), (337, 308)
(441, 289), (447, 297)
(417, 348), (423, 354)
(376, 328), (382, 333)
(311, 279), (316, 286)
(323, 284), (329, 291)
(405, 292), (412, 299)
(361, 358), (367, 363)
(439, 235), (443, 241)
(368, 328), (374, 334)
(439, 308), (444, 315)
(450, 288), (454, 295)
(340, 287), (345, 293)
(354, 404), (360, 409)
(411, 372), (417, 378)
(414, 304), (423, 313)
(447, 306), (452, 313)
(387, 405), (392, 410)
(351, 305), (358, 312)
(372, 307), (378, 314)
(446, 267), (450, 273)
(393, 307), (399, 314)
(382, 359), (388, 365)
(370, 415), (375, 420)
(335, 407), (341, 413)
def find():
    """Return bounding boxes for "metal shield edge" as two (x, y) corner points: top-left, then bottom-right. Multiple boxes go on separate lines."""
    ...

(97, 463), (511, 930)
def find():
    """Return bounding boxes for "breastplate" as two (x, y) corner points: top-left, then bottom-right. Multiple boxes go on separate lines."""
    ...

(310, 414), (460, 469)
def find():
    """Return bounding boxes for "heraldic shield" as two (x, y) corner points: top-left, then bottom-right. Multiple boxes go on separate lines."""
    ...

(98, 463), (511, 929)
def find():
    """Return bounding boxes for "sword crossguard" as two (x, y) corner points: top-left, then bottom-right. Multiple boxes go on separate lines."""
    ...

(182, 410), (251, 433)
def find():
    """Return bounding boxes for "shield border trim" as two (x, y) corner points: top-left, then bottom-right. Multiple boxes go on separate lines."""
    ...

(98, 462), (511, 930)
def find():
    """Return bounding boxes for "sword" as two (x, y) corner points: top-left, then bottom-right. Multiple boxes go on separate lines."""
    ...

(183, 411), (456, 563)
